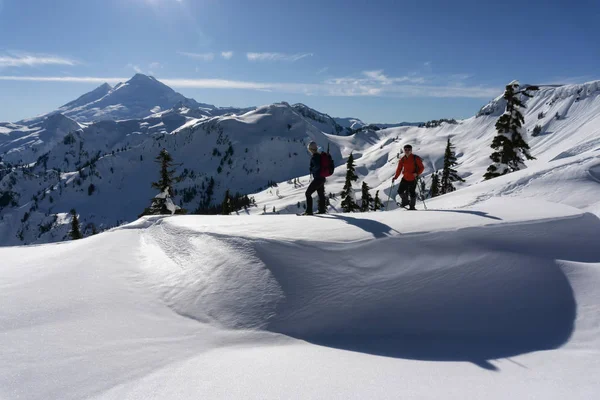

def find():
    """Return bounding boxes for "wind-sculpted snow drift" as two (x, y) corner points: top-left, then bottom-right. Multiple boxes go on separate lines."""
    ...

(2, 200), (600, 399)
(137, 209), (600, 365)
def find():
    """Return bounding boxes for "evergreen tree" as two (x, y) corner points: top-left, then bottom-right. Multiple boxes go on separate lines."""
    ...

(152, 149), (175, 195)
(221, 189), (231, 215)
(371, 190), (383, 211)
(139, 149), (186, 216)
(484, 81), (539, 180)
(430, 172), (440, 198)
(339, 153), (359, 212)
(418, 179), (427, 201)
(360, 182), (373, 212)
(440, 138), (464, 194)
(69, 208), (83, 240)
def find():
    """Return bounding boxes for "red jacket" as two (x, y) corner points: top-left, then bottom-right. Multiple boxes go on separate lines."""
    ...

(393, 154), (425, 181)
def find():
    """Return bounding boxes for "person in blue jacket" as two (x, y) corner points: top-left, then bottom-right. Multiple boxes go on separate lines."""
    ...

(303, 141), (326, 215)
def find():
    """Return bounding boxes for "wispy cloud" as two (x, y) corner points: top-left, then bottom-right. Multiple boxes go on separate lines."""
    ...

(0, 52), (77, 68)
(178, 51), (214, 61)
(246, 52), (313, 62)
(126, 62), (163, 75)
(221, 51), (234, 60)
(0, 76), (127, 84)
(317, 67), (329, 75)
(127, 63), (143, 73)
(450, 73), (472, 81)
(361, 70), (426, 85)
(0, 73), (500, 98)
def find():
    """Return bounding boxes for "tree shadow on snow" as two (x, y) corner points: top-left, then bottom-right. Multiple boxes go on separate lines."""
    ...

(321, 214), (400, 238)
(426, 209), (503, 221)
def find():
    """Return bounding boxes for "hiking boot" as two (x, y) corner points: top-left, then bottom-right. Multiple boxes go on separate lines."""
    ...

(408, 206), (417, 211)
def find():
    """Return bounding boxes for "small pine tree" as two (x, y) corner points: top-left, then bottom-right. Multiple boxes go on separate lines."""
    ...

(222, 189), (231, 215)
(69, 208), (83, 240)
(139, 149), (186, 216)
(360, 182), (373, 212)
(430, 172), (440, 198)
(484, 81), (538, 180)
(371, 190), (383, 211)
(340, 152), (359, 212)
(440, 138), (464, 194)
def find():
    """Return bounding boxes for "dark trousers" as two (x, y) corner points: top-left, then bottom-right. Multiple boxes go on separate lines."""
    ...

(397, 178), (417, 208)
(306, 177), (326, 214)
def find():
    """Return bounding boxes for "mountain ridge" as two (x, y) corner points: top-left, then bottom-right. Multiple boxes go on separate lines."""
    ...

(1, 77), (599, 246)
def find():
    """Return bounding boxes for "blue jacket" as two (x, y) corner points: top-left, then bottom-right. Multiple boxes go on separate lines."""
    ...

(310, 152), (322, 179)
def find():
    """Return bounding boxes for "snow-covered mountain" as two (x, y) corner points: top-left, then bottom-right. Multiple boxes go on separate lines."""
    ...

(334, 117), (422, 131)
(292, 103), (353, 136)
(0, 98), (342, 245)
(1, 78), (600, 246)
(333, 116), (367, 130)
(249, 80), (600, 217)
(16, 74), (249, 125)
(0, 113), (83, 163)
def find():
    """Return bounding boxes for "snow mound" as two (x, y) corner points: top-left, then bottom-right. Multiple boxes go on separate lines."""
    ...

(133, 203), (600, 361)
(2, 199), (600, 398)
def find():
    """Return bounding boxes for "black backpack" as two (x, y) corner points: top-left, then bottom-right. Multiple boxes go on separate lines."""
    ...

(403, 154), (422, 176)
(320, 152), (335, 178)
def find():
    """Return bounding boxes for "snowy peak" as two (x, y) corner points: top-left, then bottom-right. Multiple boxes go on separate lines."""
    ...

(39, 113), (81, 133)
(128, 73), (160, 85)
(292, 103), (351, 135)
(59, 82), (113, 111)
(334, 117), (367, 130)
(0, 113), (81, 163)
(22, 74), (211, 124)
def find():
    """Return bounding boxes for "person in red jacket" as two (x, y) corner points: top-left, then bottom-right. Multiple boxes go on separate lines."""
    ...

(392, 144), (425, 210)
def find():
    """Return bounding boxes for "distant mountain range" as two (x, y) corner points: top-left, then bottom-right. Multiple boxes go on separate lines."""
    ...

(1, 74), (599, 246)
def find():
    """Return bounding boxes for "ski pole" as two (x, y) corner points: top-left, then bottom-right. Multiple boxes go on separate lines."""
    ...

(385, 180), (395, 211)
(416, 177), (427, 210)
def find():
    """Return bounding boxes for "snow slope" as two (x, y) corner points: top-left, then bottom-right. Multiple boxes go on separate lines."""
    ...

(0, 113), (83, 160)
(251, 81), (600, 217)
(1, 195), (599, 399)
(0, 101), (343, 245)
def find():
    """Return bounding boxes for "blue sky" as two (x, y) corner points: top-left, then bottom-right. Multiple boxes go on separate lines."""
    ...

(1, 0), (599, 123)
